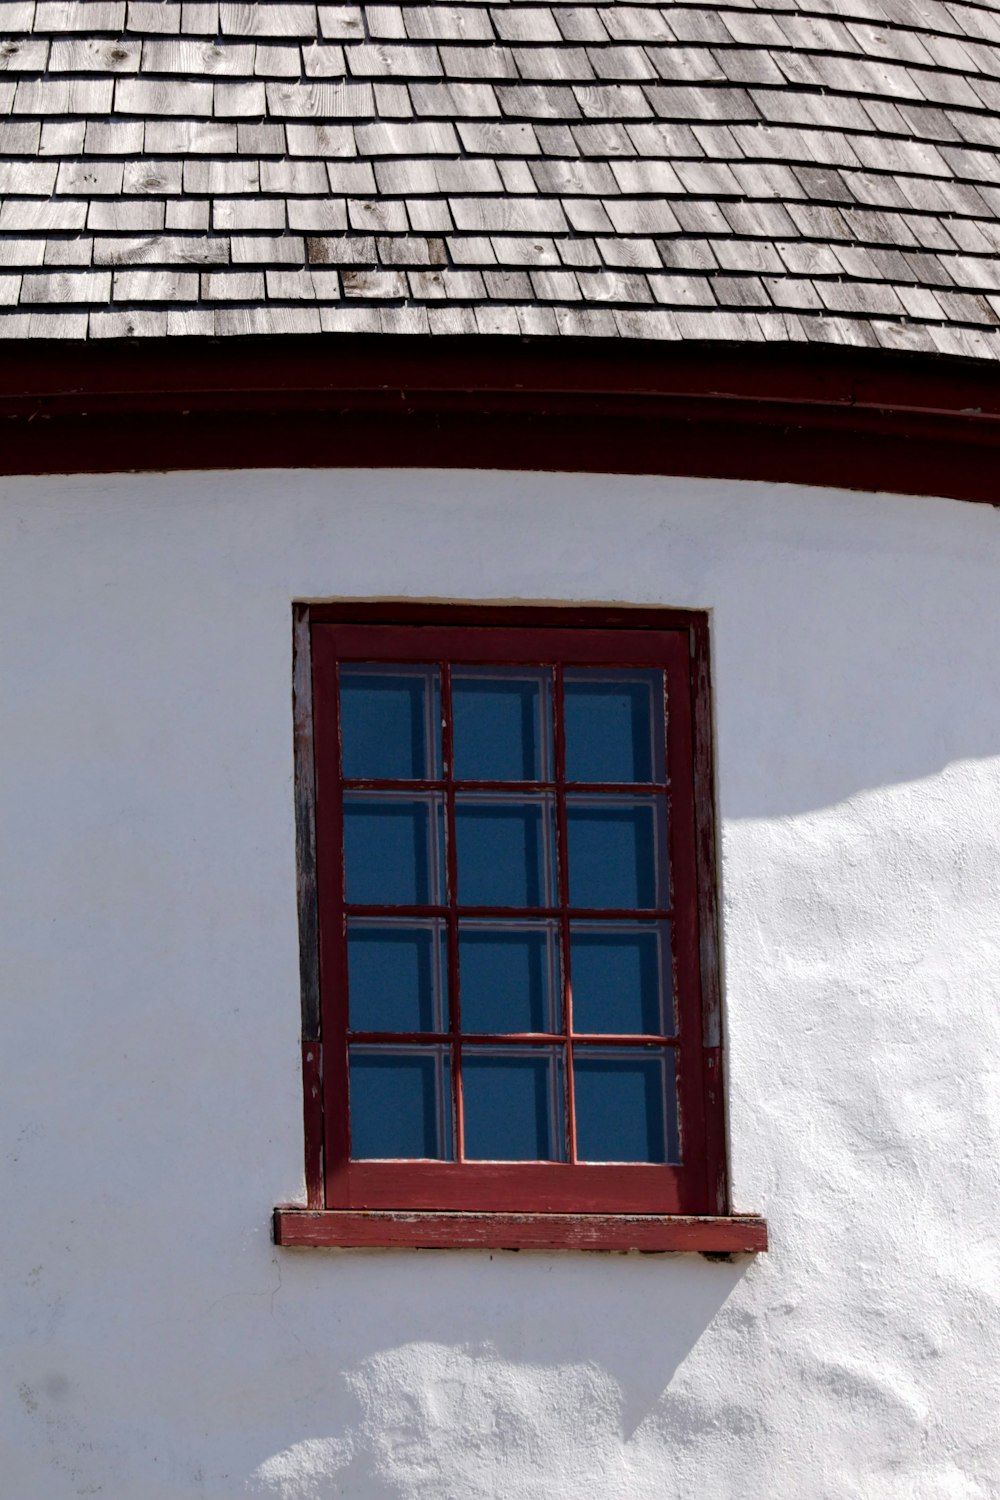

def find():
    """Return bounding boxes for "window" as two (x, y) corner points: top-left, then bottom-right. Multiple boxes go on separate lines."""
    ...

(275, 605), (766, 1254)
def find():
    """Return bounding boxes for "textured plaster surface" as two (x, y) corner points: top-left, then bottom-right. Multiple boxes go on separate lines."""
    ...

(2, 468), (999, 1499)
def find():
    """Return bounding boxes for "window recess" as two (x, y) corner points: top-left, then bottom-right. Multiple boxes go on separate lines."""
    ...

(275, 604), (766, 1255)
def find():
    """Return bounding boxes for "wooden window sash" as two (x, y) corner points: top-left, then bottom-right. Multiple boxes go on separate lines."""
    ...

(280, 604), (765, 1251)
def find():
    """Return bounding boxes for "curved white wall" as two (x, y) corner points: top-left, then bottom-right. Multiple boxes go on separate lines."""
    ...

(2, 468), (999, 1499)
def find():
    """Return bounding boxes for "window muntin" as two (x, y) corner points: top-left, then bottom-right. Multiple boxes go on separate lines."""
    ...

(310, 613), (719, 1217)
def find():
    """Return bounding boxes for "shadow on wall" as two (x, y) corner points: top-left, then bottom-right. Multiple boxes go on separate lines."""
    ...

(244, 1248), (750, 1498)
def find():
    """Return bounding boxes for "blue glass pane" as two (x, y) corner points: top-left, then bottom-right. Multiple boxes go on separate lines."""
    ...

(340, 664), (440, 780)
(458, 921), (560, 1033)
(574, 1049), (678, 1163)
(452, 668), (553, 782)
(570, 922), (672, 1035)
(564, 669), (665, 784)
(344, 794), (444, 905)
(567, 796), (667, 909)
(348, 919), (448, 1032)
(455, 795), (556, 907)
(349, 1047), (452, 1159)
(462, 1048), (564, 1161)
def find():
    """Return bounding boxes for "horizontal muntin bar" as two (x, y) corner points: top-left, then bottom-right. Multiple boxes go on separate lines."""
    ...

(342, 779), (668, 794)
(344, 905), (675, 919)
(347, 1032), (679, 1047)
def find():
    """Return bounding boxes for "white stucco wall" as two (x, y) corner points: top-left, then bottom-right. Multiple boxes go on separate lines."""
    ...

(2, 467), (999, 1500)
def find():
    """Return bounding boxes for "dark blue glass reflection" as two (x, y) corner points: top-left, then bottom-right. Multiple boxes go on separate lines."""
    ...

(340, 665), (440, 780)
(458, 921), (560, 1033)
(462, 1048), (564, 1160)
(343, 794), (444, 905)
(348, 920), (448, 1032)
(563, 669), (665, 784)
(349, 1047), (452, 1159)
(455, 796), (555, 907)
(574, 1049), (678, 1163)
(566, 797), (666, 909)
(570, 922), (672, 1035)
(452, 668), (553, 782)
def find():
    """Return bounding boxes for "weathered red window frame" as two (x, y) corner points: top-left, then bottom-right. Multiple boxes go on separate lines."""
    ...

(275, 603), (767, 1254)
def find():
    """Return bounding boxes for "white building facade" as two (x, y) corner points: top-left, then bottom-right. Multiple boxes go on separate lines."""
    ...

(4, 464), (999, 1498)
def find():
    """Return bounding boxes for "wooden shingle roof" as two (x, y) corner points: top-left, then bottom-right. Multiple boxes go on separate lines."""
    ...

(2, 0), (1000, 355)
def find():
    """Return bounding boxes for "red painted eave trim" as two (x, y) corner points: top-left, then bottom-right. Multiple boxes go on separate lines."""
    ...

(1, 334), (999, 412)
(272, 1207), (768, 1254)
(1, 335), (999, 505)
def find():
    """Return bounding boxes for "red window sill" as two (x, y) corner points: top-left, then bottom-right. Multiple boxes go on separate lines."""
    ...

(273, 1208), (768, 1254)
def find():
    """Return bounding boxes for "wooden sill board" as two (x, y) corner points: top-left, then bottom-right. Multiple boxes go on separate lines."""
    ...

(273, 1208), (768, 1254)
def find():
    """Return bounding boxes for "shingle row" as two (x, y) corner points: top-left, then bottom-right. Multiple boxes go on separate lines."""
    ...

(3, 303), (997, 365)
(9, 2), (1000, 44)
(12, 148), (1000, 201)
(6, 262), (998, 314)
(11, 50), (1000, 111)
(11, 33), (1000, 86)
(9, 96), (1000, 152)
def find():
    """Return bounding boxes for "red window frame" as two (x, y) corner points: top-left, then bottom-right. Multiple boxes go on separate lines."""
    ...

(275, 603), (766, 1254)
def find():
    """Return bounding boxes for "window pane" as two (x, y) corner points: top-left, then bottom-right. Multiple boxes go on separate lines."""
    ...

(455, 794), (556, 907)
(574, 1048), (678, 1163)
(340, 664), (440, 780)
(563, 669), (665, 784)
(462, 1047), (564, 1161)
(570, 921), (673, 1035)
(348, 919), (448, 1032)
(458, 920), (560, 1034)
(566, 796), (668, 909)
(343, 793), (445, 906)
(349, 1046), (453, 1160)
(452, 667), (553, 782)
